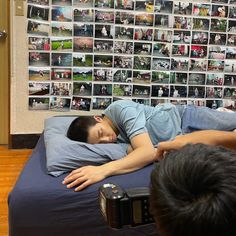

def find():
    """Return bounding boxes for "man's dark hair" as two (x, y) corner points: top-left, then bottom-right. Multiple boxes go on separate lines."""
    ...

(150, 144), (236, 236)
(67, 116), (98, 142)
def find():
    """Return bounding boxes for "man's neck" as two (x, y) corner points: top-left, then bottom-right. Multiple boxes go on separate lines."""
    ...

(103, 116), (119, 135)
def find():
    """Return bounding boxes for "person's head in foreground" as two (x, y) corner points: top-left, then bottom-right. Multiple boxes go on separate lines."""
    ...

(150, 143), (236, 236)
(67, 116), (117, 144)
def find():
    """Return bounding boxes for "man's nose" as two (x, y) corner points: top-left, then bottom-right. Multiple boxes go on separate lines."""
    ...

(100, 136), (112, 143)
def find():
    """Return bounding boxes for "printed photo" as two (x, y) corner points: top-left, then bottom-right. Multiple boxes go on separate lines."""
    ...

(51, 68), (72, 81)
(94, 69), (113, 82)
(224, 88), (236, 99)
(228, 20), (236, 33)
(224, 74), (236, 86)
(114, 0), (134, 10)
(188, 73), (205, 85)
(52, 7), (72, 22)
(174, 2), (192, 15)
(134, 42), (152, 55)
(133, 71), (151, 84)
(211, 5), (228, 18)
(172, 44), (189, 57)
(135, 0), (154, 12)
(27, 5), (49, 21)
(28, 37), (50, 50)
(73, 53), (93, 67)
(170, 100), (188, 105)
(224, 60), (236, 73)
(154, 0), (173, 13)
(230, 0), (236, 4)
(94, 40), (113, 53)
(170, 85), (187, 98)
(207, 73), (224, 86)
(29, 67), (50, 81)
(51, 53), (72, 66)
(95, 25), (114, 39)
(51, 82), (72, 96)
(227, 34), (236, 46)
(192, 31), (208, 45)
(155, 14), (172, 28)
(206, 87), (223, 98)
(189, 59), (207, 71)
(114, 56), (132, 69)
(51, 38), (72, 51)
(73, 68), (92, 81)
(208, 46), (226, 60)
(115, 12), (134, 25)
(74, 38), (93, 53)
(29, 97), (49, 110)
(170, 72), (187, 84)
(52, 0), (72, 6)
(192, 18), (209, 31)
(95, 10), (114, 24)
(29, 82), (50, 95)
(152, 58), (170, 70)
(135, 13), (154, 26)
(74, 23), (93, 37)
(193, 4), (210, 17)
(223, 99), (236, 111)
(115, 26), (134, 40)
(171, 58), (189, 71)
(229, 6), (236, 18)
(29, 52), (50, 66)
(134, 28), (153, 41)
(71, 97), (91, 111)
(151, 85), (169, 97)
(153, 43), (171, 57)
(211, 19), (227, 32)
(51, 22), (72, 37)
(92, 97), (112, 110)
(212, 0), (228, 3)
(206, 100), (223, 110)
(151, 98), (168, 106)
(114, 41), (133, 54)
(188, 99), (205, 107)
(113, 84), (132, 96)
(74, 0), (93, 8)
(190, 45), (207, 58)
(173, 30), (191, 44)
(152, 71), (170, 84)
(188, 86), (205, 98)
(27, 20), (50, 36)
(74, 9), (93, 22)
(133, 85), (150, 98)
(50, 97), (71, 111)
(132, 98), (150, 105)
(27, 0), (49, 5)
(154, 29), (172, 43)
(209, 33), (226, 45)
(173, 16), (191, 30)
(208, 60), (225, 72)
(94, 55), (113, 67)
(133, 56), (151, 70)
(113, 70), (132, 83)
(73, 82), (92, 96)
(93, 84), (112, 96)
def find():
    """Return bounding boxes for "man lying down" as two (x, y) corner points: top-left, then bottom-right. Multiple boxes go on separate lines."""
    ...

(63, 100), (236, 191)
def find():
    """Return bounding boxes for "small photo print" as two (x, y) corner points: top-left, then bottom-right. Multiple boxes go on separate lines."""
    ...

(92, 97), (112, 110)
(190, 45), (207, 58)
(113, 69), (132, 83)
(73, 82), (92, 96)
(73, 0), (93, 8)
(73, 68), (92, 81)
(152, 71), (170, 84)
(133, 56), (151, 70)
(188, 73), (206, 85)
(94, 68), (113, 82)
(230, 0), (236, 4)
(50, 97), (71, 111)
(172, 44), (189, 57)
(154, 29), (172, 43)
(228, 20), (236, 33)
(188, 99), (205, 107)
(209, 33), (226, 45)
(188, 86), (205, 98)
(51, 22), (72, 37)
(52, 0), (72, 6)
(192, 4), (211, 17)
(51, 38), (72, 51)
(206, 87), (223, 98)
(206, 100), (223, 110)
(224, 74), (236, 86)
(114, 56), (132, 69)
(229, 6), (236, 18)
(74, 9), (93, 22)
(210, 19), (227, 32)
(227, 34), (236, 46)
(133, 85), (150, 98)
(223, 99), (236, 111)
(207, 73), (224, 86)
(51, 53), (72, 66)
(174, 2), (192, 15)
(151, 98), (169, 106)
(192, 31), (208, 45)
(224, 87), (236, 99)
(170, 100), (188, 105)
(134, 28), (153, 41)
(170, 85), (187, 98)
(95, 25), (114, 39)
(173, 30), (191, 44)
(208, 60), (225, 72)
(113, 84), (132, 96)
(173, 16), (191, 30)
(74, 38), (93, 53)
(152, 58), (170, 70)
(170, 72), (187, 84)
(224, 60), (236, 73)
(192, 18), (209, 31)
(211, 5), (228, 18)
(29, 82), (50, 95)
(114, 41), (133, 54)
(134, 42), (152, 55)
(27, 5), (49, 21)
(74, 23), (93, 37)
(208, 46), (226, 60)
(171, 58), (189, 71)
(27, 0), (49, 5)
(94, 55), (113, 67)
(136, 13), (154, 27)
(29, 97), (49, 110)
(135, 0), (154, 12)
(151, 85), (169, 97)
(29, 67), (50, 80)
(29, 52), (50, 66)
(132, 98), (150, 105)
(94, 40), (113, 54)
(114, 0), (134, 10)
(51, 82), (72, 96)
(95, 0), (114, 8)
(153, 43), (171, 57)
(212, 0), (228, 3)
(51, 68), (72, 81)
(27, 20), (50, 36)
(154, 0), (173, 13)
(93, 84), (112, 96)
(95, 10), (114, 24)
(133, 71), (151, 84)
(155, 14), (172, 28)
(71, 97), (91, 111)
(73, 53), (93, 67)
(52, 7), (72, 22)
(115, 12), (134, 25)
(28, 37), (50, 50)
(189, 59), (207, 71)
(115, 26), (134, 40)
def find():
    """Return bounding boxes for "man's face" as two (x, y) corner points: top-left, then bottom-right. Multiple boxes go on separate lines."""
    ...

(87, 119), (117, 144)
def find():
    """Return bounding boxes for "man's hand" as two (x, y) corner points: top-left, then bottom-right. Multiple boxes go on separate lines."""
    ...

(62, 166), (106, 191)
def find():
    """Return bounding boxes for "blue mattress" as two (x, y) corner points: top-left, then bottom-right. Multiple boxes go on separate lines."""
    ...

(8, 134), (157, 236)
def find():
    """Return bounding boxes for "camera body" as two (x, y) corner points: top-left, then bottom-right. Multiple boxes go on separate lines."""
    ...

(99, 183), (154, 229)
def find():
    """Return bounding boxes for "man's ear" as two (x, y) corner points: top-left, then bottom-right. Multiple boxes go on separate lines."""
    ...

(93, 116), (103, 123)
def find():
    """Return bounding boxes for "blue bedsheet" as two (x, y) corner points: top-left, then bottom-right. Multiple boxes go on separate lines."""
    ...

(8, 134), (157, 236)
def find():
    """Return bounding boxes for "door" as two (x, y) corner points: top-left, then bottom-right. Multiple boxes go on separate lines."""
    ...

(0, 0), (10, 144)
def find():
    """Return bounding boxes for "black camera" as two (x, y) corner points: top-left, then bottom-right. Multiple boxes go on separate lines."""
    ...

(99, 183), (154, 229)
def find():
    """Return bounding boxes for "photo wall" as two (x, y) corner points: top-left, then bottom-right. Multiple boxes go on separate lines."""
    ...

(27, 0), (236, 112)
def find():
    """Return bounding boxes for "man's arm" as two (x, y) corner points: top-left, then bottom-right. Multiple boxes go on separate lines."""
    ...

(63, 133), (155, 191)
(156, 130), (236, 160)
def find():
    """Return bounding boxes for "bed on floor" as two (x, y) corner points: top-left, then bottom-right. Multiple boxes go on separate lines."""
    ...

(8, 122), (157, 236)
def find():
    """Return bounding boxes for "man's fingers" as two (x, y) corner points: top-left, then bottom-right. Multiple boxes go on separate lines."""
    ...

(75, 180), (91, 192)
(63, 173), (84, 185)
(64, 168), (82, 180)
(66, 176), (87, 189)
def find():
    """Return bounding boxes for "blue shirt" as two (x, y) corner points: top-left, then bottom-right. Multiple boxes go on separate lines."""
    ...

(103, 100), (182, 145)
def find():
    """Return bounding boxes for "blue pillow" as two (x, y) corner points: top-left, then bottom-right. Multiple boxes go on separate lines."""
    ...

(44, 116), (128, 177)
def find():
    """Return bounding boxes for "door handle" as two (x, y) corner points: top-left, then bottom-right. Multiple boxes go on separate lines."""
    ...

(0, 30), (7, 39)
